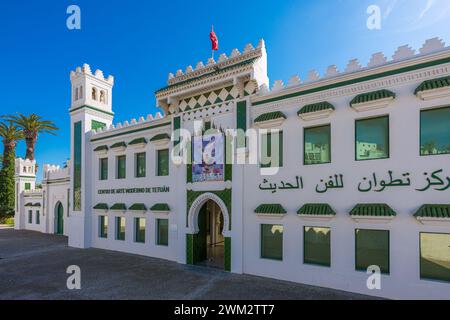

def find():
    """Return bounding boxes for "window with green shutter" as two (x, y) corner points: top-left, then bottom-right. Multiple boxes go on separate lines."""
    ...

(156, 219), (168, 246)
(304, 125), (331, 165)
(157, 149), (169, 176)
(355, 229), (390, 274)
(134, 217), (146, 243)
(420, 233), (450, 282)
(28, 210), (32, 223)
(260, 131), (283, 168)
(261, 224), (283, 261)
(135, 152), (146, 178)
(25, 183), (31, 190)
(116, 155), (126, 179)
(420, 107), (450, 156)
(99, 216), (108, 238)
(355, 116), (389, 161)
(304, 227), (331, 267)
(116, 216), (125, 241)
(99, 158), (108, 180)
(36, 210), (40, 225)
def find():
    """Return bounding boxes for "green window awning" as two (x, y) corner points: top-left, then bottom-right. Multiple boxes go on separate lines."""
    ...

(150, 203), (170, 211)
(93, 203), (108, 210)
(350, 90), (396, 106)
(415, 76), (450, 95)
(33, 203), (41, 207)
(110, 203), (127, 210)
(128, 137), (147, 145)
(255, 204), (287, 215)
(24, 202), (33, 207)
(298, 204), (336, 216)
(298, 102), (335, 115)
(150, 133), (171, 142)
(94, 145), (108, 152)
(129, 203), (147, 211)
(254, 111), (286, 123)
(110, 142), (127, 149)
(350, 204), (396, 217)
(414, 204), (450, 219)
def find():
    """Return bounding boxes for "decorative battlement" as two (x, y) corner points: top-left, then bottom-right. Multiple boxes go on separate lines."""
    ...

(90, 112), (166, 136)
(15, 158), (36, 177)
(70, 63), (114, 85)
(23, 189), (43, 196)
(165, 39), (266, 86)
(260, 37), (448, 95)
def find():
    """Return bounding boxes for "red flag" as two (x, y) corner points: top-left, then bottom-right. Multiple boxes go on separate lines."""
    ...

(210, 30), (219, 51)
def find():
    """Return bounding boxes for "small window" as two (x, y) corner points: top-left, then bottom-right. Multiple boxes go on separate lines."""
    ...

(260, 131), (283, 168)
(304, 227), (331, 267)
(157, 149), (169, 176)
(156, 219), (169, 246)
(36, 210), (40, 225)
(261, 224), (283, 261)
(79, 85), (83, 99)
(355, 116), (389, 161)
(116, 155), (126, 179)
(304, 125), (331, 165)
(134, 217), (146, 243)
(135, 153), (146, 178)
(355, 229), (390, 274)
(420, 107), (450, 156)
(99, 158), (108, 180)
(28, 210), (32, 224)
(100, 90), (106, 103)
(420, 233), (450, 282)
(92, 87), (97, 100)
(99, 216), (108, 238)
(116, 216), (125, 241)
(75, 87), (79, 101)
(25, 183), (31, 190)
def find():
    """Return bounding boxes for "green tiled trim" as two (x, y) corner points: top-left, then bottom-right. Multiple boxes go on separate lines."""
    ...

(150, 203), (170, 211)
(350, 204), (396, 217)
(414, 204), (450, 218)
(350, 89), (395, 106)
(224, 237), (231, 272)
(128, 137), (147, 145)
(129, 203), (147, 211)
(94, 145), (108, 152)
(186, 234), (194, 265)
(150, 133), (171, 142)
(90, 122), (171, 142)
(255, 204), (287, 214)
(110, 203), (127, 210)
(93, 203), (108, 210)
(91, 120), (107, 131)
(415, 76), (450, 94)
(73, 121), (82, 211)
(32, 203), (41, 207)
(110, 141), (127, 148)
(24, 203), (33, 207)
(254, 111), (286, 123)
(298, 102), (335, 115)
(253, 56), (450, 106)
(187, 190), (232, 230)
(297, 203), (336, 216)
(70, 105), (114, 117)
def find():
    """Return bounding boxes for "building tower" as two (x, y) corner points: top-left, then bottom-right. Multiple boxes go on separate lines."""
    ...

(68, 64), (114, 248)
(14, 158), (37, 229)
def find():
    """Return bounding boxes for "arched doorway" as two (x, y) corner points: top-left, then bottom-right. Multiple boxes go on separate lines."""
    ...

(55, 202), (64, 235)
(196, 200), (225, 268)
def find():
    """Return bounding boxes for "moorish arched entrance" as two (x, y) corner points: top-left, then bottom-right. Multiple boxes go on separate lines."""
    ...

(55, 202), (64, 235)
(186, 192), (231, 271)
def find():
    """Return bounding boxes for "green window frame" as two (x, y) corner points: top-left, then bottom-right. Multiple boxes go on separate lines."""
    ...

(355, 229), (390, 274)
(420, 106), (450, 156)
(355, 116), (389, 161)
(28, 210), (32, 224)
(260, 224), (283, 261)
(36, 210), (40, 225)
(156, 218), (169, 246)
(25, 183), (31, 190)
(135, 152), (146, 178)
(157, 149), (169, 176)
(303, 226), (331, 267)
(260, 131), (283, 168)
(304, 125), (331, 165)
(420, 232), (450, 282)
(134, 217), (146, 243)
(116, 216), (126, 241)
(116, 155), (126, 179)
(99, 158), (108, 180)
(99, 216), (108, 238)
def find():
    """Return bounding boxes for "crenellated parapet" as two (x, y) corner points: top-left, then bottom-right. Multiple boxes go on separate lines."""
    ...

(70, 63), (114, 85)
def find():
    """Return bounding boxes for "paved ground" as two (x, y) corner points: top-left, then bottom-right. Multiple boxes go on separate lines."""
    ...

(0, 229), (376, 300)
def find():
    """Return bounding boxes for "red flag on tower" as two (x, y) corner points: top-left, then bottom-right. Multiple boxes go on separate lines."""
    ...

(210, 26), (219, 51)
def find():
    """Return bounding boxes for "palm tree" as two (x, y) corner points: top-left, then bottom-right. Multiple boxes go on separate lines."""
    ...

(3, 114), (58, 160)
(0, 121), (23, 167)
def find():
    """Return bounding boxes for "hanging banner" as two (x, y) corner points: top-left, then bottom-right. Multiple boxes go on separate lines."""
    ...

(192, 133), (224, 182)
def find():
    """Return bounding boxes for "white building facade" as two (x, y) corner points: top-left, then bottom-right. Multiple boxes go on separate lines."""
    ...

(15, 38), (450, 299)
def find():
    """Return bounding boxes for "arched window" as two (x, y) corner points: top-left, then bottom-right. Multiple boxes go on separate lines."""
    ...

(92, 87), (97, 100)
(75, 87), (79, 100)
(100, 90), (105, 103)
(79, 85), (83, 99)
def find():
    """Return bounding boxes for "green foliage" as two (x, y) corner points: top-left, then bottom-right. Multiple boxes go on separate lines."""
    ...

(0, 149), (16, 218)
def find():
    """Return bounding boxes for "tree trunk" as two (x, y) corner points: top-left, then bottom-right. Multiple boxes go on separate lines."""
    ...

(25, 136), (36, 160)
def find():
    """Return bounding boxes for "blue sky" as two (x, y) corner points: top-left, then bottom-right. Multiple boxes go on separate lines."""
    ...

(2, 0), (450, 180)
